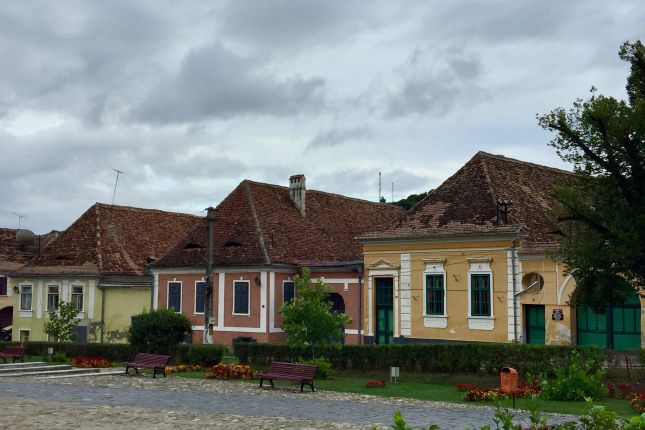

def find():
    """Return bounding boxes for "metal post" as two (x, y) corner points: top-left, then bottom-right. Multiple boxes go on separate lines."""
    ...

(204, 207), (215, 344)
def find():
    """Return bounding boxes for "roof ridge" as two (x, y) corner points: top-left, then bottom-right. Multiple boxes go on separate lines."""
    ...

(478, 153), (499, 207)
(475, 151), (576, 176)
(245, 179), (404, 210)
(244, 181), (271, 265)
(94, 202), (201, 218)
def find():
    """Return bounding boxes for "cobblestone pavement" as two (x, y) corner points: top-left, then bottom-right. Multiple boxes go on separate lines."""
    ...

(1, 374), (577, 429)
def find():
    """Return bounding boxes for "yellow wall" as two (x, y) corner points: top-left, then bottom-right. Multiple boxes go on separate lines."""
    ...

(9, 277), (150, 344)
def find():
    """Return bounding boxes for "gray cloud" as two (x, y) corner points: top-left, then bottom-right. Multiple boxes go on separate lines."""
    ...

(131, 43), (326, 123)
(386, 48), (484, 118)
(307, 126), (372, 150)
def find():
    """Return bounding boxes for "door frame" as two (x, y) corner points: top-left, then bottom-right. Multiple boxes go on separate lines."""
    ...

(374, 276), (394, 344)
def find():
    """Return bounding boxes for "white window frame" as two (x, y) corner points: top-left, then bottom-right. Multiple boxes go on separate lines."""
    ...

(167, 281), (182, 313)
(71, 285), (84, 312)
(194, 280), (206, 315)
(0, 275), (8, 296)
(232, 280), (250, 316)
(19, 284), (33, 312)
(422, 260), (447, 328)
(467, 259), (494, 330)
(47, 284), (60, 311)
(282, 280), (295, 304)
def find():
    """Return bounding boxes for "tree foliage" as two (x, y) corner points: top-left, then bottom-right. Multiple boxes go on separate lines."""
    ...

(279, 268), (351, 357)
(128, 308), (192, 355)
(391, 192), (428, 210)
(538, 41), (645, 309)
(44, 301), (80, 342)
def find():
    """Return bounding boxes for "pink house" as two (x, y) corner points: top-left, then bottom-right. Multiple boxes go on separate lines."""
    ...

(149, 175), (403, 345)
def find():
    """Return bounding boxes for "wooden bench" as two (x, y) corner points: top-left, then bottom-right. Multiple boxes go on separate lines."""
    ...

(257, 361), (317, 392)
(0, 346), (25, 363)
(124, 353), (170, 378)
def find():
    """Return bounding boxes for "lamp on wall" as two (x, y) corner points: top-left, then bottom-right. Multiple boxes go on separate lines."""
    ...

(254, 276), (261, 286)
(13, 286), (19, 293)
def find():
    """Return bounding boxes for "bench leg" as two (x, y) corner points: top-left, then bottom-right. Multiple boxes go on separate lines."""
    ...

(301, 381), (314, 392)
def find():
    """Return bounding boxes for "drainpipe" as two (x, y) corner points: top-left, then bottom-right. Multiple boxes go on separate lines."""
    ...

(358, 265), (363, 345)
(204, 207), (215, 345)
(99, 285), (105, 344)
(511, 231), (520, 342)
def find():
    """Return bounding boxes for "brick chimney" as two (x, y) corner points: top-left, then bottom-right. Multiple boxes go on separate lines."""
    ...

(289, 174), (306, 216)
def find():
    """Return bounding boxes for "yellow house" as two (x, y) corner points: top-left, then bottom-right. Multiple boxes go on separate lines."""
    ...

(9, 203), (198, 343)
(359, 152), (643, 349)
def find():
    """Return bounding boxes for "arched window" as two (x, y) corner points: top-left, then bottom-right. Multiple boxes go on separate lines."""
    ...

(327, 293), (345, 313)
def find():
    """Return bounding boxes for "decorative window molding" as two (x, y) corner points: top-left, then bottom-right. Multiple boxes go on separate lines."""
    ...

(233, 280), (250, 315)
(19, 284), (33, 312)
(194, 280), (206, 314)
(167, 281), (182, 312)
(468, 260), (494, 330)
(283, 280), (295, 304)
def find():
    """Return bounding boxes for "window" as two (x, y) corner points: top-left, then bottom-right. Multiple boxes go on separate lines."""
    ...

(19, 329), (30, 343)
(470, 274), (491, 317)
(75, 326), (87, 343)
(425, 274), (445, 315)
(233, 281), (250, 315)
(168, 281), (181, 312)
(71, 286), (84, 311)
(195, 281), (206, 314)
(47, 285), (60, 310)
(20, 286), (32, 311)
(283, 281), (295, 304)
(0, 276), (7, 295)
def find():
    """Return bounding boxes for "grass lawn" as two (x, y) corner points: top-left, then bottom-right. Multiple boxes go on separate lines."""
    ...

(172, 369), (638, 417)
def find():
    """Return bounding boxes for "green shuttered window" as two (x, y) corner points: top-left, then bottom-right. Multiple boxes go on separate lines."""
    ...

(425, 274), (445, 315)
(470, 274), (491, 317)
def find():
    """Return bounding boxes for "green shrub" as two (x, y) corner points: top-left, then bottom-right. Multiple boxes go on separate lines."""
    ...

(49, 353), (68, 363)
(0, 341), (137, 361)
(540, 352), (607, 401)
(234, 342), (606, 376)
(187, 344), (225, 366)
(128, 309), (192, 356)
(300, 357), (333, 379)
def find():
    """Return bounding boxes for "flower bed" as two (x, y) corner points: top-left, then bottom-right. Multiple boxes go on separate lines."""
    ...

(70, 356), (112, 368)
(461, 381), (541, 401)
(630, 393), (645, 413)
(165, 364), (204, 375)
(365, 379), (386, 388)
(206, 363), (254, 380)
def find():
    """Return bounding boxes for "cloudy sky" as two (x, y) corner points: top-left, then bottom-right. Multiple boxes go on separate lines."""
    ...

(1, 1), (643, 233)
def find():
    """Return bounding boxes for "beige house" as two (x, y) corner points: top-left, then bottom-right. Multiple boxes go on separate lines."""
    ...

(359, 152), (643, 349)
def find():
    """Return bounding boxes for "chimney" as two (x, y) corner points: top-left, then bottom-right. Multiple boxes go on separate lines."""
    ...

(289, 174), (306, 216)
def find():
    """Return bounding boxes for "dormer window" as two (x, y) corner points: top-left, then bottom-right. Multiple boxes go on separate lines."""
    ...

(497, 199), (510, 224)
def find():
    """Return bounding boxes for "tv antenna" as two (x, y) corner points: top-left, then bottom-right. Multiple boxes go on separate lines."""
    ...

(12, 212), (26, 229)
(378, 172), (382, 202)
(111, 169), (125, 205)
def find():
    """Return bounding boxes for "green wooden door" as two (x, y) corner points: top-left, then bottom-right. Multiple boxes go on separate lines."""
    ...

(577, 291), (641, 350)
(525, 305), (545, 344)
(375, 277), (393, 344)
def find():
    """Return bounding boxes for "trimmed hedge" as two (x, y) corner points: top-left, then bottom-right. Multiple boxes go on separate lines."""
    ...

(0, 341), (192, 364)
(233, 342), (607, 376)
(187, 344), (225, 366)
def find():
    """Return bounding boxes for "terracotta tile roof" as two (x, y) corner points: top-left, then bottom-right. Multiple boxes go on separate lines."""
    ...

(361, 152), (575, 245)
(12, 203), (198, 277)
(0, 228), (60, 270)
(153, 180), (404, 268)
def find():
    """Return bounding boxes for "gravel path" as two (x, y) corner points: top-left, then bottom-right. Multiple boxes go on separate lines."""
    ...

(0, 373), (577, 429)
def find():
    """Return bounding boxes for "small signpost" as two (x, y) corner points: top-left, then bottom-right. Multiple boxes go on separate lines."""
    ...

(390, 367), (399, 384)
(552, 308), (564, 321)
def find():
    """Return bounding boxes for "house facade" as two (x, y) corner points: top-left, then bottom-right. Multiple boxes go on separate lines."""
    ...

(9, 203), (197, 343)
(0, 228), (59, 338)
(150, 175), (403, 345)
(359, 152), (644, 349)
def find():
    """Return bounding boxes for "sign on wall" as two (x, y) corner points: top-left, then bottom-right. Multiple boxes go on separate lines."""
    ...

(552, 308), (564, 321)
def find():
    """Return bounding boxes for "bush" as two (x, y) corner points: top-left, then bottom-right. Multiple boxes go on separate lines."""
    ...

(300, 357), (332, 379)
(128, 309), (192, 356)
(0, 341), (137, 361)
(540, 352), (607, 401)
(49, 353), (68, 363)
(206, 363), (254, 380)
(187, 344), (225, 366)
(234, 342), (606, 376)
(71, 356), (112, 368)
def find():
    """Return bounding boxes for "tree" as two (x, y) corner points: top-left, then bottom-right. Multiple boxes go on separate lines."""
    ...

(128, 309), (192, 355)
(280, 268), (351, 357)
(391, 192), (428, 210)
(44, 301), (79, 342)
(538, 41), (645, 310)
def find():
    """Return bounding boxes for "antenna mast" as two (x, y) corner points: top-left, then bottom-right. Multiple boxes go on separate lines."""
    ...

(111, 169), (125, 205)
(391, 182), (394, 203)
(13, 212), (26, 229)
(378, 172), (382, 202)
